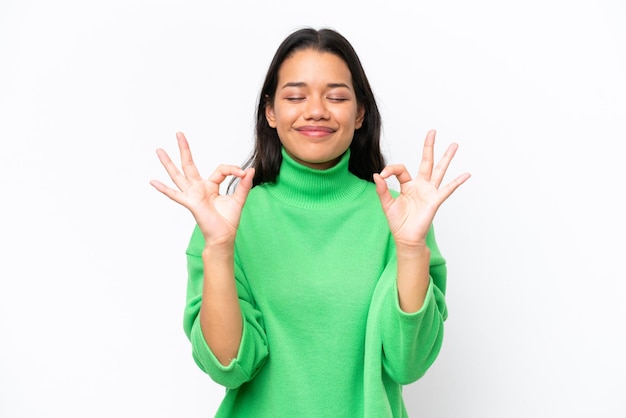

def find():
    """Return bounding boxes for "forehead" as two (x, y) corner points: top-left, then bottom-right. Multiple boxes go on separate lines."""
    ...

(278, 49), (353, 85)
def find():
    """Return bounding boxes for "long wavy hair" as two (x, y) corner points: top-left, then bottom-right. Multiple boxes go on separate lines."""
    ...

(229, 27), (385, 192)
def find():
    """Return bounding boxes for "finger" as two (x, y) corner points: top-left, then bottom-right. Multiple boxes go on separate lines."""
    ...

(417, 130), (436, 182)
(155, 148), (189, 191)
(379, 164), (412, 184)
(437, 172), (471, 202)
(176, 132), (202, 181)
(207, 164), (246, 187)
(231, 168), (255, 206)
(373, 173), (394, 208)
(431, 142), (459, 188)
(149, 179), (187, 205)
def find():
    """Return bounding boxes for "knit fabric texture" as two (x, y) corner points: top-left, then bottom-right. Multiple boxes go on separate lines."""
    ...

(183, 148), (448, 417)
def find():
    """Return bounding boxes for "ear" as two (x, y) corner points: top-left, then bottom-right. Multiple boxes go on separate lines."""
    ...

(355, 105), (365, 129)
(265, 103), (277, 128)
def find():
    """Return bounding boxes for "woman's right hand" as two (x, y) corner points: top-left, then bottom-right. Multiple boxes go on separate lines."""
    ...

(150, 132), (255, 247)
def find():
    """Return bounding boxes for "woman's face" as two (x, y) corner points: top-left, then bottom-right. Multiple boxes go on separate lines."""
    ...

(265, 49), (364, 170)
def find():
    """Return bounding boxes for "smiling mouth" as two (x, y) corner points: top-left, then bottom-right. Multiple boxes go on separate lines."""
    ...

(295, 126), (336, 137)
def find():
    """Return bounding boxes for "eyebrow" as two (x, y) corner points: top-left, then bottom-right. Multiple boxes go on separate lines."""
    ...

(280, 82), (352, 90)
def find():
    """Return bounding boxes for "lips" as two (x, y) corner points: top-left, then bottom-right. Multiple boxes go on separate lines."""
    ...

(295, 126), (336, 138)
(296, 126), (335, 133)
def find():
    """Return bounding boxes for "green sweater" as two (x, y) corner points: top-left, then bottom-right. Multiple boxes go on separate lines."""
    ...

(183, 148), (448, 417)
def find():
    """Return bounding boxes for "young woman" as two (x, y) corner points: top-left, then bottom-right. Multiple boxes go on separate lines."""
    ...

(151, 27), (470, 417)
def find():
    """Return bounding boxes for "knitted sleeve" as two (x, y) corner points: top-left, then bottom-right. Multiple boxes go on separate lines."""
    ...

(182, 225), (269, 389)
(380, 224), (448, 385)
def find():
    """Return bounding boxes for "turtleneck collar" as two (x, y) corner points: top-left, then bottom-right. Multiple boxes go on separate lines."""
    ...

(264, 147), (368, 209)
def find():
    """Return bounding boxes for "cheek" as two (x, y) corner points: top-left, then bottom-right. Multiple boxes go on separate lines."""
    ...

(274, 107), (299, 126)
(343, 110), (360, 127)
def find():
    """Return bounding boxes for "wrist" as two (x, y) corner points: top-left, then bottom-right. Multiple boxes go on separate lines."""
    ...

(395, 241), (430, 259)
(202, 241), (235, 259)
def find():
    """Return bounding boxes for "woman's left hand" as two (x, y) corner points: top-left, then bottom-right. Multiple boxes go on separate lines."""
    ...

(373, 130), (471, 248)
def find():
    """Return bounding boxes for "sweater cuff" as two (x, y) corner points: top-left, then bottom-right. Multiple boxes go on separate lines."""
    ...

(394, 279), (436, 318)
(189, 316), (255, 389)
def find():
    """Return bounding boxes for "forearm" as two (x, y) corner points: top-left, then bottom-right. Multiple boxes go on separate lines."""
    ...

(396, 242), (431, 313)
(199, 243), (243, 366)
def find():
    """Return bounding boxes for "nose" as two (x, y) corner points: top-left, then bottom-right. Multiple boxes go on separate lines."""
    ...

(304, 96), (329, 120)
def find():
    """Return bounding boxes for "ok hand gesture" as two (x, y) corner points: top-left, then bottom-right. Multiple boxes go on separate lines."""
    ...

(373, 130), (470, 249)
(150, 132), (255, 246)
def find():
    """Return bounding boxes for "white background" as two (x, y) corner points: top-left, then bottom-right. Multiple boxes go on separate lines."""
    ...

(1, 0), (625, 417)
